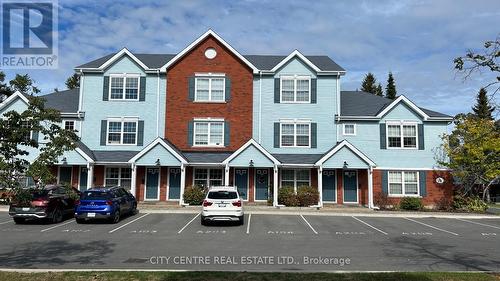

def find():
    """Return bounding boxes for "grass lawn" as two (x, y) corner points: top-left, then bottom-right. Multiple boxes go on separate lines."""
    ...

(0, 271), (498, 281)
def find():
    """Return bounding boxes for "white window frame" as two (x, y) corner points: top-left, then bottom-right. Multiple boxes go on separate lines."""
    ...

(280, 169), (311, 192)
(280, 121), (311, 148)
(388, 171), (420, 197)
(280, 75), (311, 103)
(193, 120), (225, 147)
(343, 123), (356, 136)
(194, 74), (226, 102)
(104, 167), (132, 190)
(106, 118), (138, 146)
(386, 120), (418, 150)
(193, 168), (224, 188)
(108, 73), (140, 101)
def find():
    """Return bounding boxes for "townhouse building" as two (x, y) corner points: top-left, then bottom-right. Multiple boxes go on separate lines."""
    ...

(0, 30), (454, 208)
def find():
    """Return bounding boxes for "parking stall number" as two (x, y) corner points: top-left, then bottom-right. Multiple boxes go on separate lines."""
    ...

(197, 230), (227, 234)
(335, 231), (367, 235)
(130, 230), (157, 234)
(267, 230), (294, 235)
(62, 229), (91, 233)
(481, 233), (497, 236)
(402, 232), (433, 236)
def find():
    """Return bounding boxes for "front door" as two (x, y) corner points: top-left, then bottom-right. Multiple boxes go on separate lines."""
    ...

(234, 168), (248, 200)
(168, 168), (181, 200)
(322, 170), (336, 202)
(343, 170), (358, 203)
(59, 167), (72, 185)
(145, 167), (160, 200)
(255, 169), (269, 201)
(79, 167), (88, 191)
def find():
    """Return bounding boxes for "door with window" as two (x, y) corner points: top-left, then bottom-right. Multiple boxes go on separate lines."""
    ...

(145, 168), (160, 200)
(343, 170), (358, 203)
(322, 170), (336, 202)
(234, 168), (248, 200)
(255, 169), (269, 201)
(79, 167), (88, 191)
(168, 168), (181, 200)
(59, 167), (72, 185)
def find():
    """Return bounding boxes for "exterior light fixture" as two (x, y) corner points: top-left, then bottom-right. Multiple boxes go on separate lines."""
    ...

(62, 157), (67, 165)
(249, 160), (254, 167)
(155, 158), (161, 166)
(343, 161), (348, 169)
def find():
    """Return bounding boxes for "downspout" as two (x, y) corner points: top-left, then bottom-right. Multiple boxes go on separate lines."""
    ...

(258, 71), (262, 143)
(78, 70), (84, 140)
(336, 75), (340, 143)
(156, 70), (160, 137)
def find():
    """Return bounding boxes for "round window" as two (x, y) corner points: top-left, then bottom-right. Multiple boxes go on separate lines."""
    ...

(204, 48), (217, 59)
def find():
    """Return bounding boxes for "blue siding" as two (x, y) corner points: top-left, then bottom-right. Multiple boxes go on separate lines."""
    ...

(229, 145), (274, 167)
(323, 147), (369, 169)
(135, 144), (181, 166)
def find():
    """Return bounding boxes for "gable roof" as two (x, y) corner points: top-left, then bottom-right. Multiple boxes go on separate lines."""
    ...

(0, 91), (30, 111)
(340, 91), (452, 120)
(41, 88), (80, 113)
(316, 140), (376, 167)
(128, 137), (188, 164)
(222, 139), (280, 165)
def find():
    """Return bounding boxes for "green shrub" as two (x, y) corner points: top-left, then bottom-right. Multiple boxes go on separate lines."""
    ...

(374, 192), (393, 210)
(183, 185), (205, 205)
(278, 186), (299, 206)
(296, 186), (319, 206)
(453, 195), (488, 212)
(399, 197), (423, 211)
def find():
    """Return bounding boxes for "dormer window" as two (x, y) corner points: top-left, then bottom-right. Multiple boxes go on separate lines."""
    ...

(109, 74), (140, 100)
(280, 76), (310, 103)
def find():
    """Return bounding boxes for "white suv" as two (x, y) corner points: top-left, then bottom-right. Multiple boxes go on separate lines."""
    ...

(201, 186), (244, 225)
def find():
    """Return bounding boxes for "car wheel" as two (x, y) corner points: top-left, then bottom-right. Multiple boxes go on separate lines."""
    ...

(239, 216), (244, 226)
(75, 218), (85, 224)
(13, 217), (25, 224)
(201, 216), (206, 226)
(111, 210), (120, 224)
(52, 208), (63, 224)
(130, 203), (137, 215)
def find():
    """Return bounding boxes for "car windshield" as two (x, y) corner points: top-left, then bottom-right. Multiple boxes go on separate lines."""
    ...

(207, 191), (238, 199)
(32, 189), (50, 199)
(81, 191), (111, 200)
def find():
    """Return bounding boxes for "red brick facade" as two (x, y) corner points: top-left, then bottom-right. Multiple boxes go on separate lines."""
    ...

(165, 35), (254, 151)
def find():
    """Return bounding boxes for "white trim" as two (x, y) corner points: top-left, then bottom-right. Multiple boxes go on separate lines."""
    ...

(193, 120), (225, 147)
(98, 48), (150, 71)
(342, 169), (359, 204)
(222, 139), (280, 166)
(387, 170), (420, 197)
(194, 76), (226, 102)
(144, 167), (161, 201)
(315, 140), (376, 167)
(104, 166), (132, 189)
(74, 147), (94, 163)
(128, 137), (187, 164)
(233, 168), (250, 202)
(279, 75), (311, 104)
(374, 167), (450, 171)
(106, 118), (139, 146)
(321, 169), (337, 203)
(160, 29), (259, 73)
(0, 91), (29, 110)
(279, 121), (311, 148)
(254, 168), (270, 202)
(193, 167), (224, 188)
(271, 50), (321, 73)
(279, 168), (311, 193)
(385, 121), (418, 150)
(342, 123), (356, 136)
(108, 74), (141, 101)
(376, 95), (430, 120)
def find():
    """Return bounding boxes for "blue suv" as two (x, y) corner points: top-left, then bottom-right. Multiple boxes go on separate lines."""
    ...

(75, 186), (137, 224)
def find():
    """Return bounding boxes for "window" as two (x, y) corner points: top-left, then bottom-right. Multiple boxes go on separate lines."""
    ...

(280, 76), (310, 103)
(194, 121), (224, 146)
(343, 124), (356, 136)
(387, 122), (417, 149)
(107, 119), (138, 145)
(20, 121), (32, 141)
(109, 74), (140, 100)
(64, 120), (75, 131)
(388, 171), (419, 196)
(280, 169), (310, 191)
(193, 168), (223, 188)
(105, 167), (132, 190)
(280, 122), (310, 147)
(195, 77), (225, 102)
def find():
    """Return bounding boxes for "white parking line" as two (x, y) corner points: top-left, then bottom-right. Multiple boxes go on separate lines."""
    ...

(40, 220), (74, 233)
(300, 215), (318, 234)
(109, 213), (150, 234)
(178, 213), (200, 234)
(0, 220), (12, 225)
(246, 214), (252, 234)
(455, 218), (500, 230)
(404, 217), (459, 236)
(352, 216), (388, 235)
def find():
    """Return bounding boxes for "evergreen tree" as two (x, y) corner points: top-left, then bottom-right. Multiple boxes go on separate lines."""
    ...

(0, 71), (13, 101)
(472, 88), (495, 120)
(385, 72), (397, 100)
(65, 73), (80, 90)
(9, 74), (40, 96)
(375, 83), (383, 96)
(361, 73), (377, 94)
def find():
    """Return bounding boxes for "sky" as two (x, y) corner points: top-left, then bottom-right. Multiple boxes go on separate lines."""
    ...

(3, 0), (500, 116)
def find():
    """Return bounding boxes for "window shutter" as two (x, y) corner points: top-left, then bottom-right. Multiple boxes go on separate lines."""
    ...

(188, 77), (195, 101)
(103, 76), (109, 101)
(311, 123), (317, 148)
(381, 170), (388, 194)
(380, 123), (386, 149)
(419, 171), (427, 197)
(224, 121), (230, 146)
(225, 78), (231, 102)
(187, 121), (194, 147)
(139, 76), (146, 101)
(100, 120), (107, 146)
(137, 120), (144, 146)
(418, 124), (424, 150)
(274, 78), (280, 103)
(311, 78), (317, 104)
(274, 122), (280, 148)
(31, 131), (39, 142)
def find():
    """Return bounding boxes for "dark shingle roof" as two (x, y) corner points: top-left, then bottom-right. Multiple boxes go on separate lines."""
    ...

(76, 142), (95, 160)
(76, 53), (175, 69)
(340, 91), (452, 118)
(41, 88), (80, 113)
(272, 154), (324, 164)
(92, 151), (138, 162)
(183, 152), (232, 163)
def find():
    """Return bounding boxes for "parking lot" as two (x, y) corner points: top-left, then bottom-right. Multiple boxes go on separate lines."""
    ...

(0, 211), (499, 272)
